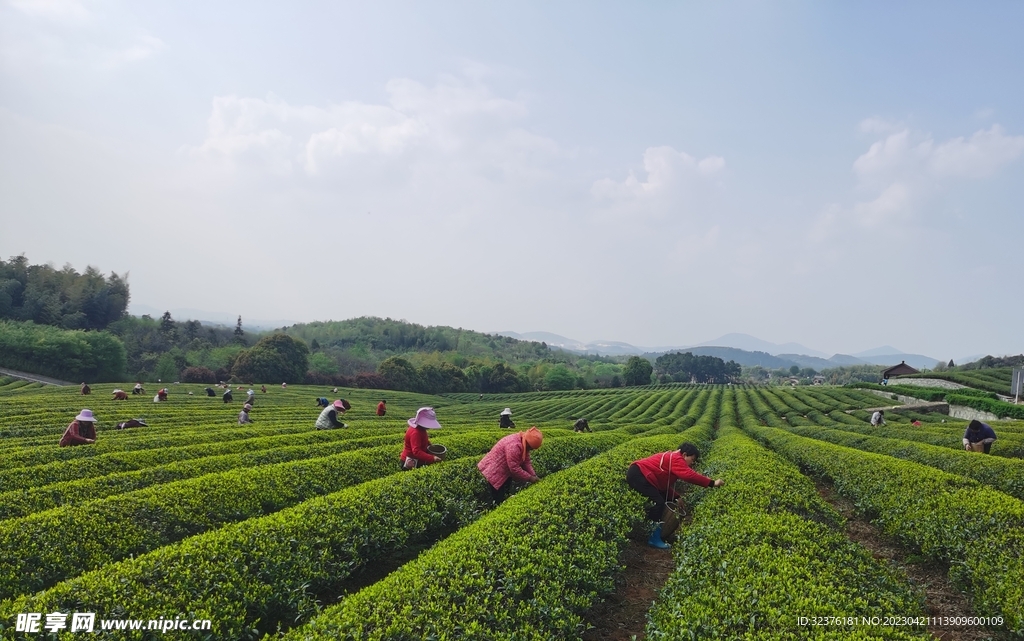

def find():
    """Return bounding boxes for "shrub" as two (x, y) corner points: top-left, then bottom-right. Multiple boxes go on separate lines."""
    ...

(303, 371), (353, 387)
(353, 372), (387, 389)
(180, 366), (216, 383)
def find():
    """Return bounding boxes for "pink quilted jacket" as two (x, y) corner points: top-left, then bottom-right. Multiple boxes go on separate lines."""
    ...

(477, 433), (537, 490)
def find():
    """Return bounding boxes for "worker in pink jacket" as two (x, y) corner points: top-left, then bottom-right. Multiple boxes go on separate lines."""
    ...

(478, 426), (543, 504)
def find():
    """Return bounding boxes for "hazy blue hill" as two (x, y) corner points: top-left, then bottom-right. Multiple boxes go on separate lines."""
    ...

(856, 353), (941, 370)
(649, 346), (797, 369)
(853, 346), (903, 358)
(697, 333), (828, 357)
(777, 353), (841, 370)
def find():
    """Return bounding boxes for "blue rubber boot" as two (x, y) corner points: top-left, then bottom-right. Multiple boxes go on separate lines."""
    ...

(647, 523), (671, 549)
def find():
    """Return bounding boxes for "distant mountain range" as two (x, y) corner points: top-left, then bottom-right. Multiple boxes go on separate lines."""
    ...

(495, 331), (943, 370)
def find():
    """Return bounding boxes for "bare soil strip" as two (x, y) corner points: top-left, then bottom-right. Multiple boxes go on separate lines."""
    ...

(581, 525), (679, 641)
(815, 480), (1009, 641)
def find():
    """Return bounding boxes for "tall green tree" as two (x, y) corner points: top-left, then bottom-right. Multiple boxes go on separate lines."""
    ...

(231, 333), (309, 383)
(622, 356), (654, 386)
(378, 356), (420, 391)
(543, 365), (576, 390)
(0, 255), (129, 329)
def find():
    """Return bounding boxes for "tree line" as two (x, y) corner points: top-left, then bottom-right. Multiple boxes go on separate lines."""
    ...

(654, 352), (741, 384)
(0, 255), (129, 331)
(0, 258), (663, 391)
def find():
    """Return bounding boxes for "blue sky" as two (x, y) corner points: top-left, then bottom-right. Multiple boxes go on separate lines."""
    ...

(1, 1), (1022, 360)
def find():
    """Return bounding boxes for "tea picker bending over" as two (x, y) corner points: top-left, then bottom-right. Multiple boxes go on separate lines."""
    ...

(478, 427), (543, 505)
(315, 399), (350, 430)
(963, 419), (997, 454)
(499, 408), (516, 429)
(626, 442), (724, 549)
(400, 407), (443, 470)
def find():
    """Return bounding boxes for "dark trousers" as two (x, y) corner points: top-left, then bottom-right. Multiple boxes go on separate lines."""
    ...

(627, 463), (668, 521)
(490, 479), (513, 505)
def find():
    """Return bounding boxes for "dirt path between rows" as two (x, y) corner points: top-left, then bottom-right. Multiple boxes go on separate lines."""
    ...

(815, 481), (1009, 641)
(580, 527), (678, 641)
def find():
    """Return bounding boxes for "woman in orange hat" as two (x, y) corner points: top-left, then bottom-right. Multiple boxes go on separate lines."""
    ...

(477, 426), (543, 504)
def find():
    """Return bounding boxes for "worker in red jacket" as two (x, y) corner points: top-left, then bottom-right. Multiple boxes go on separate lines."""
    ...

(627, 442), (724, 548)
(60, 409), (98, 447)
(376, 400), (387, 416)
(400, 407), (443, 470)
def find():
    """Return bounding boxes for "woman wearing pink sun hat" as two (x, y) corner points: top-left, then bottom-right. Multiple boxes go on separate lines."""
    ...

(60, 409), (98, 447)
(400, 407), (443, 470)
(315, 399), (351, 430)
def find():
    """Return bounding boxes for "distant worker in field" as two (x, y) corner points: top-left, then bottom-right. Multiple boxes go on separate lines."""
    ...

(80, 382), (91, 395)
(205, 387), (216, 397)
(132, 382), (144, 395)
(112, 389), (128, 401)
(116, 419), (146, 430)
(376, 399), (387, 417)
(246, 388), (256, 405)
(223, 388), (233, 403)
(627, 443), (724, 549)
(573, 418), (592, 433)
(316, 397), (330, 408)
(281, 382), (288, 389)
(963, 419), (997, 454)
(261, 385), (267, 394)
(400, 407), (444, 470)
(238, 403), (253, 425)
(154, 388), (168, 403)
(870, 410), (886, 426)
(60, 409), (98, 447)
(499, 408), (516, 429)
(477, 426), (543, 504)
(316, 399), (351, 430)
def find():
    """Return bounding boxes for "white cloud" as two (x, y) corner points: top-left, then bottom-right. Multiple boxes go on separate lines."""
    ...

(591, 146), (725, 202)
(2, 2), (163, 72)
(815, 123), (1024, 239)
(928, 125), (1024, 178)
(186, 73), (561, 185)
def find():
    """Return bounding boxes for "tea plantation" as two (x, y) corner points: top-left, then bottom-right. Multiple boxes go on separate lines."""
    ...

(0, 377), (1021, 639)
